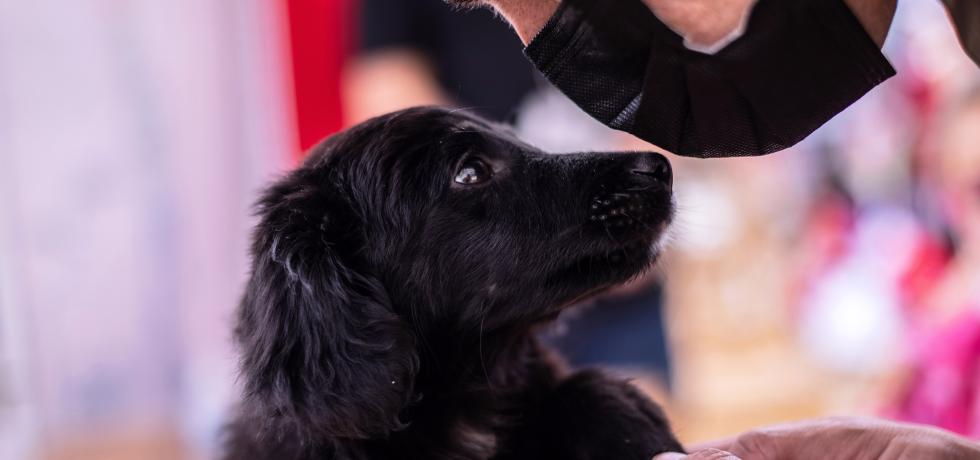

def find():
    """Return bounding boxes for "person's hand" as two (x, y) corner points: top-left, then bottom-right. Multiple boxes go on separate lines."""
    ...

(843, 0), (897, 46)
(448, 0), (895, 48)
(445, 0), (900, 158)
(478, 0), (560, 43)
(652, 417), (980, 460)
(468, 0), (753, 45)
(653, 449), (741, 460)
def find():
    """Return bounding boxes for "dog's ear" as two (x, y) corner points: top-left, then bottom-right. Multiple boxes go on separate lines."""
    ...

(236, 176), (418, 441)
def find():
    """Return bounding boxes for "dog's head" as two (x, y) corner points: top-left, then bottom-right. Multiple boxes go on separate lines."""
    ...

(236, 107), (673, 441)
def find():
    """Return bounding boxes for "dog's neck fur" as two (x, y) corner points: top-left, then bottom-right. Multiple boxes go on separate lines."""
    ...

(382, 322), (563, 458)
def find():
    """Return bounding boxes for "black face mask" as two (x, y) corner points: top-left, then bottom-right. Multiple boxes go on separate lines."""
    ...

(524, 0), (895, 158)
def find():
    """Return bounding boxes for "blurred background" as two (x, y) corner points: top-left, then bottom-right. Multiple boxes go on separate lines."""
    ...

(1, 1), (978, 458)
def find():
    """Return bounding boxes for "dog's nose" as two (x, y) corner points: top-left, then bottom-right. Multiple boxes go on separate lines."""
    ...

(630, 152), (672, 187)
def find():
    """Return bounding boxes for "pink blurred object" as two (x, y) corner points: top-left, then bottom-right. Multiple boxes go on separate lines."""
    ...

(889, 309), (980, 437)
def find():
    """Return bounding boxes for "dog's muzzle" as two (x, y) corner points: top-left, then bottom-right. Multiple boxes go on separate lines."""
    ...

(588, 152), (671, 230)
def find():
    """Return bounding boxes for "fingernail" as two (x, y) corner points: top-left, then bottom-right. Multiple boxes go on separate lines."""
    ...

(652, 453), (687, 460)
(693, 449), (742, 460)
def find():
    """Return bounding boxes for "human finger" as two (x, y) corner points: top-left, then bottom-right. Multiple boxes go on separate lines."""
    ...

(653, 448), (742, 460)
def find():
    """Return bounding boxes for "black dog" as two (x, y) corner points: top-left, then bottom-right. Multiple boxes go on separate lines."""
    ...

(223, 107), (682, 459)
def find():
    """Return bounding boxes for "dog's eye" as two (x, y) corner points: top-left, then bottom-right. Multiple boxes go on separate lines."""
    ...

(454, 158), (492, 185)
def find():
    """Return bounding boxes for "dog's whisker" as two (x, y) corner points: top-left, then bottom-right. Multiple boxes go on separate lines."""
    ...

(478, 312), (495, 394)
(622, 210), (658, 235)
(447, 105), (482, 115)
(601, 223), (619, 245)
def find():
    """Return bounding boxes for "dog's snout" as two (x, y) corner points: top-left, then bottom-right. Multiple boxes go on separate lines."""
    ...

(630, 153), (672, 187)
(587, 151), (673, 235)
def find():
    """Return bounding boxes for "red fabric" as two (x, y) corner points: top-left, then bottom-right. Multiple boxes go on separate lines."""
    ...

(284, 0), (351, 160)
(897, 236), (951, 314)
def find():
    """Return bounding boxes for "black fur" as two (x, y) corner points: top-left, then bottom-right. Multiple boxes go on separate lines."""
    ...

(224, 107), (683, 459)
